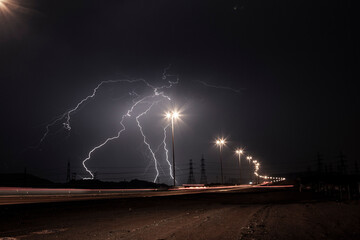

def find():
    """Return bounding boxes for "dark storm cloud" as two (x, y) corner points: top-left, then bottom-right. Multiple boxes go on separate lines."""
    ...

(0, 0), (358, 183)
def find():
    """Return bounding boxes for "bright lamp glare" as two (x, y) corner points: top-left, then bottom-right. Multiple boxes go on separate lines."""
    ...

(165, 110), (180, 120)
(216, 138), (226, 146)
(0, 0), (7, 10)
(236, 149), (243, 154)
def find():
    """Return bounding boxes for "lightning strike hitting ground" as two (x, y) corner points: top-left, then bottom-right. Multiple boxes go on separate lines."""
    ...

(82, 93), (156, 179)
(135, 101), (161, 182)
(162, 124), (173, 179)
(36, 72), (178, 181)
(151, 123), (173, 180)
(81, 84), (176, 180)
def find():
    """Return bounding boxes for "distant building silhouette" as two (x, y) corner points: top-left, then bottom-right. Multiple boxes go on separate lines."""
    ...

(200, 154), (207, 184)
(187, 159), (196, 184)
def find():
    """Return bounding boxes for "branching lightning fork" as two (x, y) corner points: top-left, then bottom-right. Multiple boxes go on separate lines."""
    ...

(135, 101), (161, 182)
(162, 124), (173, 179)
(37, 74), (178, 182)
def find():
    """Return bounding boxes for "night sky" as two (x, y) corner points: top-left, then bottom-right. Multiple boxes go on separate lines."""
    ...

(0, 0), (358, 184)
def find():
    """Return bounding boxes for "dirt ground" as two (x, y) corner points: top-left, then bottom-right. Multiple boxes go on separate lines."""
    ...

(0, 188), (359, 240)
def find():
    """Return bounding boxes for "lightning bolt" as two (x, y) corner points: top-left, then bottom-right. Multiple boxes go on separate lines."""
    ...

(151, 123), (173, 180)
(197, 80), (242, 93)
(135, 101), (161, 182)
(35, 70), (179, 182)
(37, 80), (127, 146)
(81, 93), (171, 180)
(81, 94), (154, 179)
(36, 78), (171, 146)
(162, 124), (173, 179)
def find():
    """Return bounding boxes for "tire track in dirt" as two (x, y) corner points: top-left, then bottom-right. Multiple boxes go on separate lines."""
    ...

(117, 206), (261, 240)
(239, 204), (272, 240)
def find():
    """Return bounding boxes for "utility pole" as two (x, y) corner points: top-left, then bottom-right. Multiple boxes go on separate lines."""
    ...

(200, 154), (207, 184)
(187, 159), (195, 184)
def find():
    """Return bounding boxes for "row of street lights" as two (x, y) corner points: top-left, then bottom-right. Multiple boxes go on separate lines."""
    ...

(215, 138), (286, 184)
(164, 109), (284, 186)
(216, 138), (255, 184)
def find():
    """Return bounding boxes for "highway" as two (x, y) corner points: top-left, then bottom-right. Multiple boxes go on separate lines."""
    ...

(0, 185), (253, 205)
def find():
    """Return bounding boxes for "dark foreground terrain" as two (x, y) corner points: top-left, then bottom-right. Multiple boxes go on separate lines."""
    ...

(1, 188), (359, 240)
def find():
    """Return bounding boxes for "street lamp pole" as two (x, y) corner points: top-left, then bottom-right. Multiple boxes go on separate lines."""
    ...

(253, 160), (259, 184)
(247, 155), (252, 184)
(171, 116), (175, 187)
(236, 149), (243, 184)
(220, 144), (224, 184)
(166, 110), (180, 187)
(216, 138), (226, 185)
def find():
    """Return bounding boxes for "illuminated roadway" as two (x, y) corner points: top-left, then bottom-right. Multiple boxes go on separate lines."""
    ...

(0, 185), (258, 205)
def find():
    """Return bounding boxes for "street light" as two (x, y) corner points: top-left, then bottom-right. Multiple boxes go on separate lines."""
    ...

(246, 155), (252, 184)
(235, 149), (244, 185)
(0, 0), (14, 15)
(216, 138), (226, 184)
(165, 110), (180, 186)
(0, 0), (6, 7)
(253, 160), (260, 184)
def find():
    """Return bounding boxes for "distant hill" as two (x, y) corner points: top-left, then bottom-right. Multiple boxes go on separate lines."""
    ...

(66, 179), (169, 189)
(0, 173), (168, 189)
(0, 173), (54, 187)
